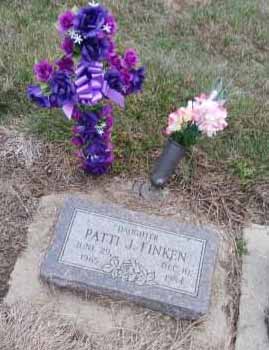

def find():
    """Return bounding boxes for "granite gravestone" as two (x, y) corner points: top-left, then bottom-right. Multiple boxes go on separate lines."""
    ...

(40, 197), (219, 320)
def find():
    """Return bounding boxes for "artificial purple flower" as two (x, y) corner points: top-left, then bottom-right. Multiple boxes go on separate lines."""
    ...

(27, 85), (50, 108)
(103, 14), (117, 35)
(49, 71), (76, 107)
(72, 107), (115, 174)
(72, 125), (85, 134)
(100, 105), (114, 136)
(108, 53), (122, 70)
(105, 69), (124, 93)
(120, 69), (132, 86)
(73, 111), (101, 140)
(73, 5), (107, 38)
(57, 10), (75, 32)
(128, 66), (146, 94)
(27, 3), (146, 177)
(71, 107), (82, 121)
(82, 36), (110, 62)
(106, 114), (114, 129)
(56, 56), (74, 73)
(49, 94), (60, 108)
(61, 36), (74, 55)
(82, 142), (114, 175)
(34, 60), (53, 82)
(103, 119), (114, 141)
(81, 110), (100, 126)
(71, 136), (83, 147)
(97, 107), (114, 140)
(101, 105), (113, 117)
(123, 49), (139, 68)
(107, 39), (116, 57)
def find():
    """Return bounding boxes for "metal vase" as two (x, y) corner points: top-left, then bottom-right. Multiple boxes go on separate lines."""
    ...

(150, 139), (187, 188)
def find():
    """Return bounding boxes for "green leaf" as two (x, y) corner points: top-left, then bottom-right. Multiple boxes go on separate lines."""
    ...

(171, 123), (201, 148)
(73, 45), (81, 60)
(40, 83), (50, 95)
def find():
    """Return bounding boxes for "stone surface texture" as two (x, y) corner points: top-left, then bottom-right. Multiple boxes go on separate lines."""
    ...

(236, 225), (269, 350)
(5, 188), (233, 348)
(40, 197), (218, 320)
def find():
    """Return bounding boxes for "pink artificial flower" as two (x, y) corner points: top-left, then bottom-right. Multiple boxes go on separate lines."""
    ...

(192, 96), (228, 137)
(166, 104), (193, 135)
(194, 93), (208, 103)
(34, 60), (53, 82)
(57, 10), (75, 33)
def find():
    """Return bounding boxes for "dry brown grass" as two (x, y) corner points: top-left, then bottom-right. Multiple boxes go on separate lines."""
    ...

(0, 128), (97, 196)
(0, 181), (35, 300)
(0, 302), (201, 350)
(1, 127), (260, 242)
(251, 182), (269, 208)
(168, 151), (248, 233)
(0, 129), (237, 350)
(0, 302), (92, 350)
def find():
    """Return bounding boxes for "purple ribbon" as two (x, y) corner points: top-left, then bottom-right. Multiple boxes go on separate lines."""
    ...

(76, 61), (125, 106)
(63, 61), (125, 119)
(75, 61), (104, 106)
(102, 80), (125, 109)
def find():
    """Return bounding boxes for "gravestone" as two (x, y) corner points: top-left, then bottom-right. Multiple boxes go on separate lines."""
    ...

(40, 197), (219, 320)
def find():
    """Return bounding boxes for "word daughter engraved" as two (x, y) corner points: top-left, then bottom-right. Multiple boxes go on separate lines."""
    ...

(59, 210), (205, 296)
(40, 198), (219, 320)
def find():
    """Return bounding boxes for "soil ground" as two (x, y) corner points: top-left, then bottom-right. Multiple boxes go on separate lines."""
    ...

(5, 192), (234, 350)
(0, 127), (239, 349)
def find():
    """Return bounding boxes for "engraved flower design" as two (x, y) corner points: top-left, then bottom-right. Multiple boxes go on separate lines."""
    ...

(103, 256), (156, 286)
(103, 256), (121, 279)
(118, 261), (137, 283)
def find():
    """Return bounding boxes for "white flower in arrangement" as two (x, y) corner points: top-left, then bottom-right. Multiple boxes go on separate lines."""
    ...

(73, 33), (83, 45)
(69, 30), (82, 44)
(96, 129), (104, 136)
(96, 121), (106, 135)
(68, 29), (83, 44)
(102, 23), (111, 34)
(89, 1), (99, 7)
(69, 29), (77, 40)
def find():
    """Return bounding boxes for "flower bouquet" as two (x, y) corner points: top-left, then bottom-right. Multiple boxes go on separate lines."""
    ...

(27, 2), (145, 175)
(150, 81), (228, 187)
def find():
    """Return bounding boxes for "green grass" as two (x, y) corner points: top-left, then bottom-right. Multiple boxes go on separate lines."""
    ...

(235, 238), (248, 256)
(1, 0), (269, 182)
